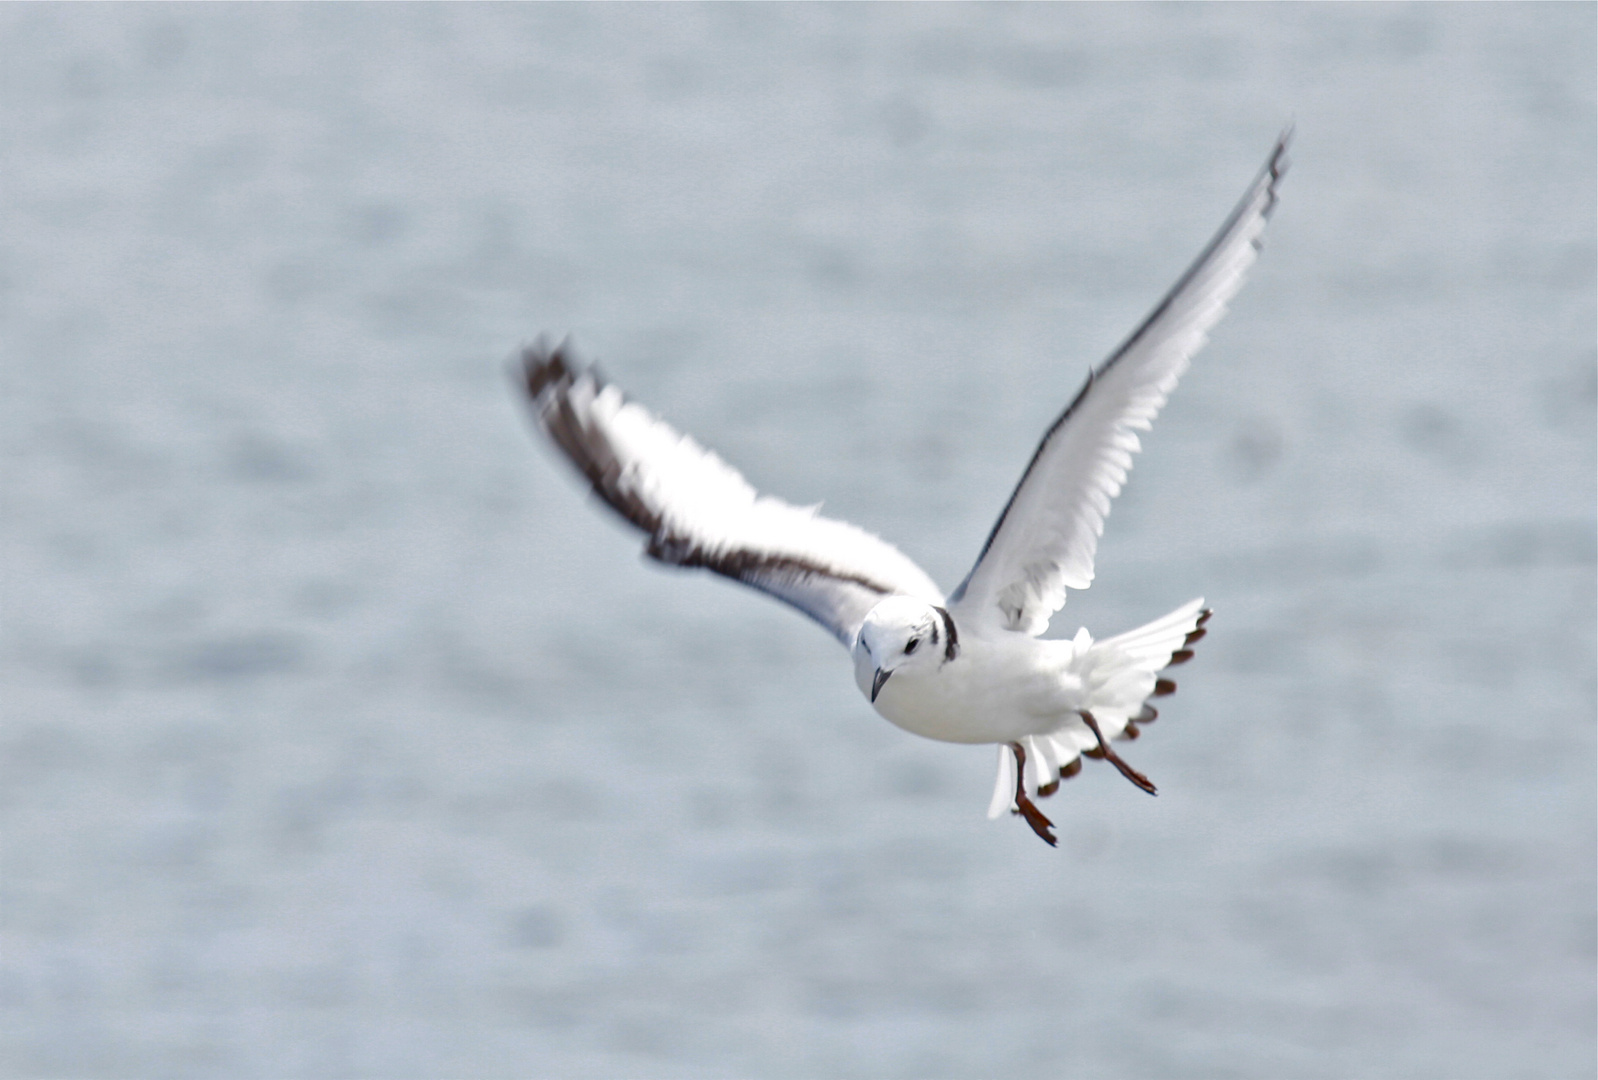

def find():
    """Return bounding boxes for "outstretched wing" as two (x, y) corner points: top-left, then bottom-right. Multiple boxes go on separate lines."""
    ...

(950, 132), (1290, 636)
(518, 342), (944, 647)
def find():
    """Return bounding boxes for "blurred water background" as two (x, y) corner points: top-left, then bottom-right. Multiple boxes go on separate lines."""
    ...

(3, 5), (1594, 1078)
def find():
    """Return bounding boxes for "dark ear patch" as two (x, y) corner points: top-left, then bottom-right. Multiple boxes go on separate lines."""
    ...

(932, 606), (959, 662)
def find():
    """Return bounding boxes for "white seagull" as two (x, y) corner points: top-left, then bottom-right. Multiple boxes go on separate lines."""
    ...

(518, 133), (1288, 845)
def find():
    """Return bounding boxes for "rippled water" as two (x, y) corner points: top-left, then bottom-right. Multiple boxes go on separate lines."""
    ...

(3, 5), (1594, 1078)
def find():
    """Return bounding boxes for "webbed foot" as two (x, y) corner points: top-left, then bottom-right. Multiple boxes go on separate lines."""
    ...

(1008, 741), (1058, 846)
(1080, 711), (1157, 796)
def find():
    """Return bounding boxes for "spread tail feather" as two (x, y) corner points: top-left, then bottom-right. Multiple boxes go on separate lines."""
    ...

(987, 599), (1210, 820)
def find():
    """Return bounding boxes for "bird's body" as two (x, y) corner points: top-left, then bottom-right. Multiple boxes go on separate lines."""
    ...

(859, 608), (1194, 748)
(862, 628), (1083, 746)
(516, 133), (1288, 844)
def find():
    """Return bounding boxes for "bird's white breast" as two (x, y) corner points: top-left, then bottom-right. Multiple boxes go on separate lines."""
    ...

(867, 635), (1084, 745)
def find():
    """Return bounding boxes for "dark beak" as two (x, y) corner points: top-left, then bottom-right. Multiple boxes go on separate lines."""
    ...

(870, 667), (891, 702)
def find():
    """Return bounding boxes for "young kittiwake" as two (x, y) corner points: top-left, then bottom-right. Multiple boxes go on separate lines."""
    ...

(517, 132), (1289, 845)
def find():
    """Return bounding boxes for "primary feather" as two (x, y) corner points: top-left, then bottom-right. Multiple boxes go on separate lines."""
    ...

(950, 132), (1290, 635)
(521, 345), (944, 646)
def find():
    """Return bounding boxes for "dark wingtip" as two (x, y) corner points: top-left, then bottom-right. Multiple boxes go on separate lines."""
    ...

(1153, 678), (1177, 698)
(1272, 123), (1294, 175)
(519, 334), (608, 404)
(1261, 127), (1293, 219)
(519, 335), (577, 400)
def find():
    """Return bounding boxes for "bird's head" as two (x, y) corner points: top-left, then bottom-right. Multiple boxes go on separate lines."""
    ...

(852, 596), (958, 703)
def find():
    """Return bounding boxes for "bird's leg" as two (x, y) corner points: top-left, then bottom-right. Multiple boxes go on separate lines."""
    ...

(1079, 711), (1158, 796)
(1008, 741), (1058, 847)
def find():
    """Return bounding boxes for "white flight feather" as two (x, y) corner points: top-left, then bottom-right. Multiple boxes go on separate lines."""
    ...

(951, 135), (1287, 636)
(538, 366), (943, 645)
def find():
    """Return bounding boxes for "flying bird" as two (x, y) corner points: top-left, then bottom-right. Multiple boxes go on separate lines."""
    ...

(517, 133), (1288, 845)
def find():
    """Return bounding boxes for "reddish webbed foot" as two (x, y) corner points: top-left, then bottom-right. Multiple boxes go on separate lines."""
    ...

(1080, 711), (1158, 796)
(1008, 742), (1058, 846)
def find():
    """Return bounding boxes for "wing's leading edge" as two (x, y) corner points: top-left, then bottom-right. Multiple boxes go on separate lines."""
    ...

(519, 342), (944, 646)
(950, 132), (1290, 635)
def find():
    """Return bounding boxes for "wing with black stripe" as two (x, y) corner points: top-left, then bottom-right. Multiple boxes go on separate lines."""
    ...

(519, 342), (945, 646)
(951, 132), (1290, 635)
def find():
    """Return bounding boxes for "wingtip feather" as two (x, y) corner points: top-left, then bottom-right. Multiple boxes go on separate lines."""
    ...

(520, 335), (578, 400)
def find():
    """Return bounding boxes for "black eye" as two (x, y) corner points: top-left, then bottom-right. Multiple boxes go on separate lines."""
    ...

(905, 638), (920, 654)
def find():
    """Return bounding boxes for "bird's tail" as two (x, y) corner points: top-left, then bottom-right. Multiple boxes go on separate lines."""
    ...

(987, 598), (1211, 817)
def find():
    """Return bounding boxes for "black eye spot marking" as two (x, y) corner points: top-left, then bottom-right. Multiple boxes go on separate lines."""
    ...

(904, 637), (920, 655)
(933, 606), (959, 663)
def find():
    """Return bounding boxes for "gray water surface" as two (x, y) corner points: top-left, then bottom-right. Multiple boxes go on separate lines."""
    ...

(3, 5), (1594, 1078)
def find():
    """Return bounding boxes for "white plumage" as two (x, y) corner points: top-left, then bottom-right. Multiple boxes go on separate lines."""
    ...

(949, 137), (1285, 636)
(529, 364), (943, 646)
(517, 133), (1289, 845)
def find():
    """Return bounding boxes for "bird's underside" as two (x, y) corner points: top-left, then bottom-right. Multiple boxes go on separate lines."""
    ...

(1005, 608), (1211, 847)
(514, 131), (1288, 847)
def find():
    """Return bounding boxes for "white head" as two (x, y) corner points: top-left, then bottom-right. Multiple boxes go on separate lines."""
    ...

(852, 596), (959, 703)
